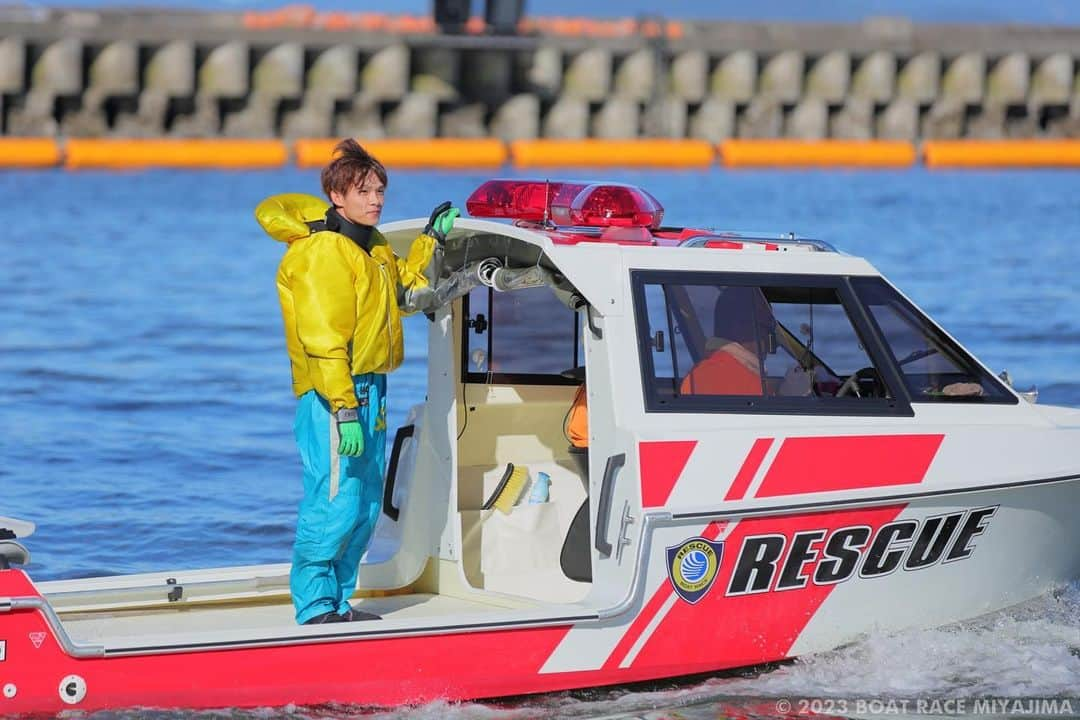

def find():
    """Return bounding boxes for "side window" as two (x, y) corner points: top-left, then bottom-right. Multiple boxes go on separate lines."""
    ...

(463, 285), (581, 384)
(641, 284), (676, 382)
(634, 272), (901, 414)
(852, 277), (1015, 403)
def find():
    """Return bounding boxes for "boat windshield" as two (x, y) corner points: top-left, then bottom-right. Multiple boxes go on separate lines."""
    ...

(632, 271), (901, 415)
(851, 277), (1016, 403)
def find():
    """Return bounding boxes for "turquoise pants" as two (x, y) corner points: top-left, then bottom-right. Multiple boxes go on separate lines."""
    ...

(290, 373), (387, 624)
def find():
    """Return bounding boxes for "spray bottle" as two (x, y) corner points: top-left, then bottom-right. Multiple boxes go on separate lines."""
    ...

(528, 471), (551, 504)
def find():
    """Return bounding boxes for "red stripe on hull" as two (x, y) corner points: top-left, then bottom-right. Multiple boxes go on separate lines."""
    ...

(756, 434), (944, 497)
(602, 586), (674, 671)
(0, 585), (872, 715)
(639, 440), (698, 508)
(604, 440), (771, 671)
(603, 520), (733, 670)
(0, 595), (576, 714)
(628, 505), (907, 671)
(725, 438), (774, 501)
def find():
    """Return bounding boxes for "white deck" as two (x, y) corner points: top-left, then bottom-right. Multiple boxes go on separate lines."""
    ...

(57, 591), (548, 652)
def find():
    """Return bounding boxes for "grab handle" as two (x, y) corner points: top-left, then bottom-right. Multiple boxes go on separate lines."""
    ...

(383, 424), (415, 522)
(594, 453), (626, 558)
(585, 305), (603, 339)
(574, 296), (603, 340)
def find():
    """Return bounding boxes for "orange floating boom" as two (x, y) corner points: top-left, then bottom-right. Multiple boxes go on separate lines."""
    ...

(511, 139), (715, 168)
(720, 140), (917, 168)
(64, 139), (288, 169)
(923, 140), (1080, 168)
(294, 138), (507, 169)
(0, 138), (61, 168)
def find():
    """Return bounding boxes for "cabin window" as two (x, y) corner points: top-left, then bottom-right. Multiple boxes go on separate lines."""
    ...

(632, 271), (908, 415)
(851, 277), (1016, 403)
(462, 285), (582, 385)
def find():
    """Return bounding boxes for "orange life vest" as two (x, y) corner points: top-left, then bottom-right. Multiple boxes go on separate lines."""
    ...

(680, 346), (763, 396)
(566, 384), (589, 448)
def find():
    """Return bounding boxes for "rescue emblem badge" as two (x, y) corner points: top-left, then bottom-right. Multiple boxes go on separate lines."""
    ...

(666, 537), (724, 604)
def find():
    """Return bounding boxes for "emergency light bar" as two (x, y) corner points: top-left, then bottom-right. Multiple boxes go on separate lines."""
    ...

(465, 179), (586, 222)
(551, 183), (663, 228)
(466, 179), (664, 229)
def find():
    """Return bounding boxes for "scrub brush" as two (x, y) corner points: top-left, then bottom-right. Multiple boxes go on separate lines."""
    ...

(481, 463), (529, 515)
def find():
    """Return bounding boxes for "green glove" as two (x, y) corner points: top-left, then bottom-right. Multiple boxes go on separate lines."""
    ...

(424, 201), (460, 244)
(338, 421), (364, 457)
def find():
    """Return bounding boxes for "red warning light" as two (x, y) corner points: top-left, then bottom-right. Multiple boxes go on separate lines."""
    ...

(466, 179), (665, 230)
(465, 179), (586, 222)
(550, 183), (664, 228)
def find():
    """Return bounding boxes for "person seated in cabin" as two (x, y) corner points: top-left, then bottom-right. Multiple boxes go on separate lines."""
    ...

(679, 287), (775, 396)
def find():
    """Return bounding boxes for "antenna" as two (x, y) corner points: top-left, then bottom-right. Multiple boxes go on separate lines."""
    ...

(543, 178), (551, 227)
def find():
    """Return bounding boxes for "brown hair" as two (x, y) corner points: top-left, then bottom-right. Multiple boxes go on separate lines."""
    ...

(320, 139), (388, 200)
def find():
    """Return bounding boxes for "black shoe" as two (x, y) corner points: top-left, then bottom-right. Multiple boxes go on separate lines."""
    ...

(303, 610), (347, 625)
(339, 607), (381, 621)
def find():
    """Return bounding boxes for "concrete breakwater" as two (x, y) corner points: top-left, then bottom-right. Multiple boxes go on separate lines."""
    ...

(1, 6), (1078, 141)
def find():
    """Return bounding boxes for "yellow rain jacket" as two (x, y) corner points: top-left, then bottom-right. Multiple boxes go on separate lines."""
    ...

(255, 193), (438, 413)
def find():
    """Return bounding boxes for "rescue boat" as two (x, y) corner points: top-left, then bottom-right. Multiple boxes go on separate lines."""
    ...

(3, 179), (1079, 714)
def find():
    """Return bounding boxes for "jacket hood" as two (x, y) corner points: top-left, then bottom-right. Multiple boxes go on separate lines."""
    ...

(255, 193), (331, 244)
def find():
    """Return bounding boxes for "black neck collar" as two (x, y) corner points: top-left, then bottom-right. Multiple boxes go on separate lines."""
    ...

(325, 207), (374, 251)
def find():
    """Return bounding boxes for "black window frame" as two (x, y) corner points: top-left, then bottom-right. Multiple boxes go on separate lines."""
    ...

(631, 270), (915, 417)
(460, 286), (582, 386)
(849, 276), (1018, 405)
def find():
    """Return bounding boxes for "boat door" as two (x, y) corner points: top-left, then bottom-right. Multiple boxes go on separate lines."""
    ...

(451, 253), (595, 603)
(377, 218), (620, 605)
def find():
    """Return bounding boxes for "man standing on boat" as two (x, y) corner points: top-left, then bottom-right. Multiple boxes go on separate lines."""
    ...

(254, 139), (458, 625)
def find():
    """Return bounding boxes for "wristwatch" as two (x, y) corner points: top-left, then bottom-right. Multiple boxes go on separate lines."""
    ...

(335, 408), (358, 423)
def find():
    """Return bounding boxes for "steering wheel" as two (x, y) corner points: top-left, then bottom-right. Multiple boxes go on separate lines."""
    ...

(836, 373), (862, 398)
(835, 367), (885, 398)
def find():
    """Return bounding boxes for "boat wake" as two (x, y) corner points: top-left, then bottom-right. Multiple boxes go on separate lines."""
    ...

(714, 580), (1080, 701)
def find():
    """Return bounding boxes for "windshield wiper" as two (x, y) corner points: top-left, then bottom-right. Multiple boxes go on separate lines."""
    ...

(897, 347), (939, 367)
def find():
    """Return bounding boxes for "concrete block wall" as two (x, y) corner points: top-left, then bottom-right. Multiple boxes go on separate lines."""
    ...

(1, 10), (1078, 139)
